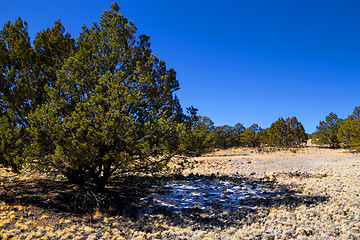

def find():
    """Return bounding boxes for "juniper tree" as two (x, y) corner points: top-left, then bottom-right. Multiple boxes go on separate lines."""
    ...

(213, 125), (234, 149)
(312, 112), (342, 148)
(179, 106), (215, 157)
(231, 123), (245, 147)
(338, 107), (360, 150)
(28, 2), (186, 189)
(241, 124), (262, 147)
(287, 116), (308, 147)
(267, 117), (307, 148)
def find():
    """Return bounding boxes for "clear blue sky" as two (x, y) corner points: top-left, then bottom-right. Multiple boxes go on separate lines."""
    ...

(1, 1), (360, 133)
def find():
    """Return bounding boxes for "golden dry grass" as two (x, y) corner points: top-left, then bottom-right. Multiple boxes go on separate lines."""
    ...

(0, 146), (359, 239)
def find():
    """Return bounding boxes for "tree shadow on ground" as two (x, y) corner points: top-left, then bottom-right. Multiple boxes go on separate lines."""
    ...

(0, 172), (329, 230)
(0, 175), (154, 216)
(132, 173), (329, 230)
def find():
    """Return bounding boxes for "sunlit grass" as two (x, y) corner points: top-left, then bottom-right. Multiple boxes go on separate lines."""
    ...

(0, 147), (359, 239)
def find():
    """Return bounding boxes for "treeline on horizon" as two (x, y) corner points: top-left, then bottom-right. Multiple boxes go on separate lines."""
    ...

(194, 105), (360, 152)
(185, 112), (308, 152)
(0, 2), (359, 190)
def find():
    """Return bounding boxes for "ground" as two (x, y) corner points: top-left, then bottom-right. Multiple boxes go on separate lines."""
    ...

(0, 146), (359, 239)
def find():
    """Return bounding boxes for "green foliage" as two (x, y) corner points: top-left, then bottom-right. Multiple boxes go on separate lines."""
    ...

(0, 115), (23, 172)
(27, 5), (186, 189)
(231, 123), (246, 147)
(180, 107), (215, 157)
(258, 128), (270, 145)
(210, 123), (272, 149)
(0, 18), (33, 171)
(0, 17), (76, 172)
(33, 20), (76, 104)
(213, 125), (231, 149)
(338, 107), (360, 151)
(241, 124), (262, 147)
(312, 112), (342, 148)
(267, 117), (307, 148)
(211, 123), (246, 149)
(0, 3), (202, 189)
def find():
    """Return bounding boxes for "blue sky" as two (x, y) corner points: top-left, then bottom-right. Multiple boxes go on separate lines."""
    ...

(1, 1), (360, 133)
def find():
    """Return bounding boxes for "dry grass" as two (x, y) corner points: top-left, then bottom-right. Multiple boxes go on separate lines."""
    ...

(0, 146), (359, 239)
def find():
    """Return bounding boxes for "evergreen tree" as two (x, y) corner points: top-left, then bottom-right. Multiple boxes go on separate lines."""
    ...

(258, 128), (269, 145)
(231, 123), (245, 147)
(28, 3), (186, 189)
(338, 107), (360, 150)
(267, 117), (307, 148)
(287, 116), (308, 147)
(180, 106), (215, 156)
(267, 118), (287, 147)
(312, 112), (342, 148)
(213, 125), (233, 149)
(241, 123), (262, 147)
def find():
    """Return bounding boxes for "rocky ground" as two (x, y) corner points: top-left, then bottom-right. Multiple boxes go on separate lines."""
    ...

(0, 146), (359, 239)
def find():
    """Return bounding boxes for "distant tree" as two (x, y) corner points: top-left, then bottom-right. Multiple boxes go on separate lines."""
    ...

(267, 117), (307, 148)
(213, 125), (233, 149)
(241, 124), (262, 147)
(232, 123), (246, 147)
(180, 106), (215, 156)
(338, 107), (360, 150)
(211, 123), (248, 149)
(312, 112), (342, 148)
(258, 128), (270, 145)
(287, 116), (308, 146)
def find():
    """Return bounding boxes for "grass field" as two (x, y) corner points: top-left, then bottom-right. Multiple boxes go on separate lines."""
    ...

(0, 145), (359, 239)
